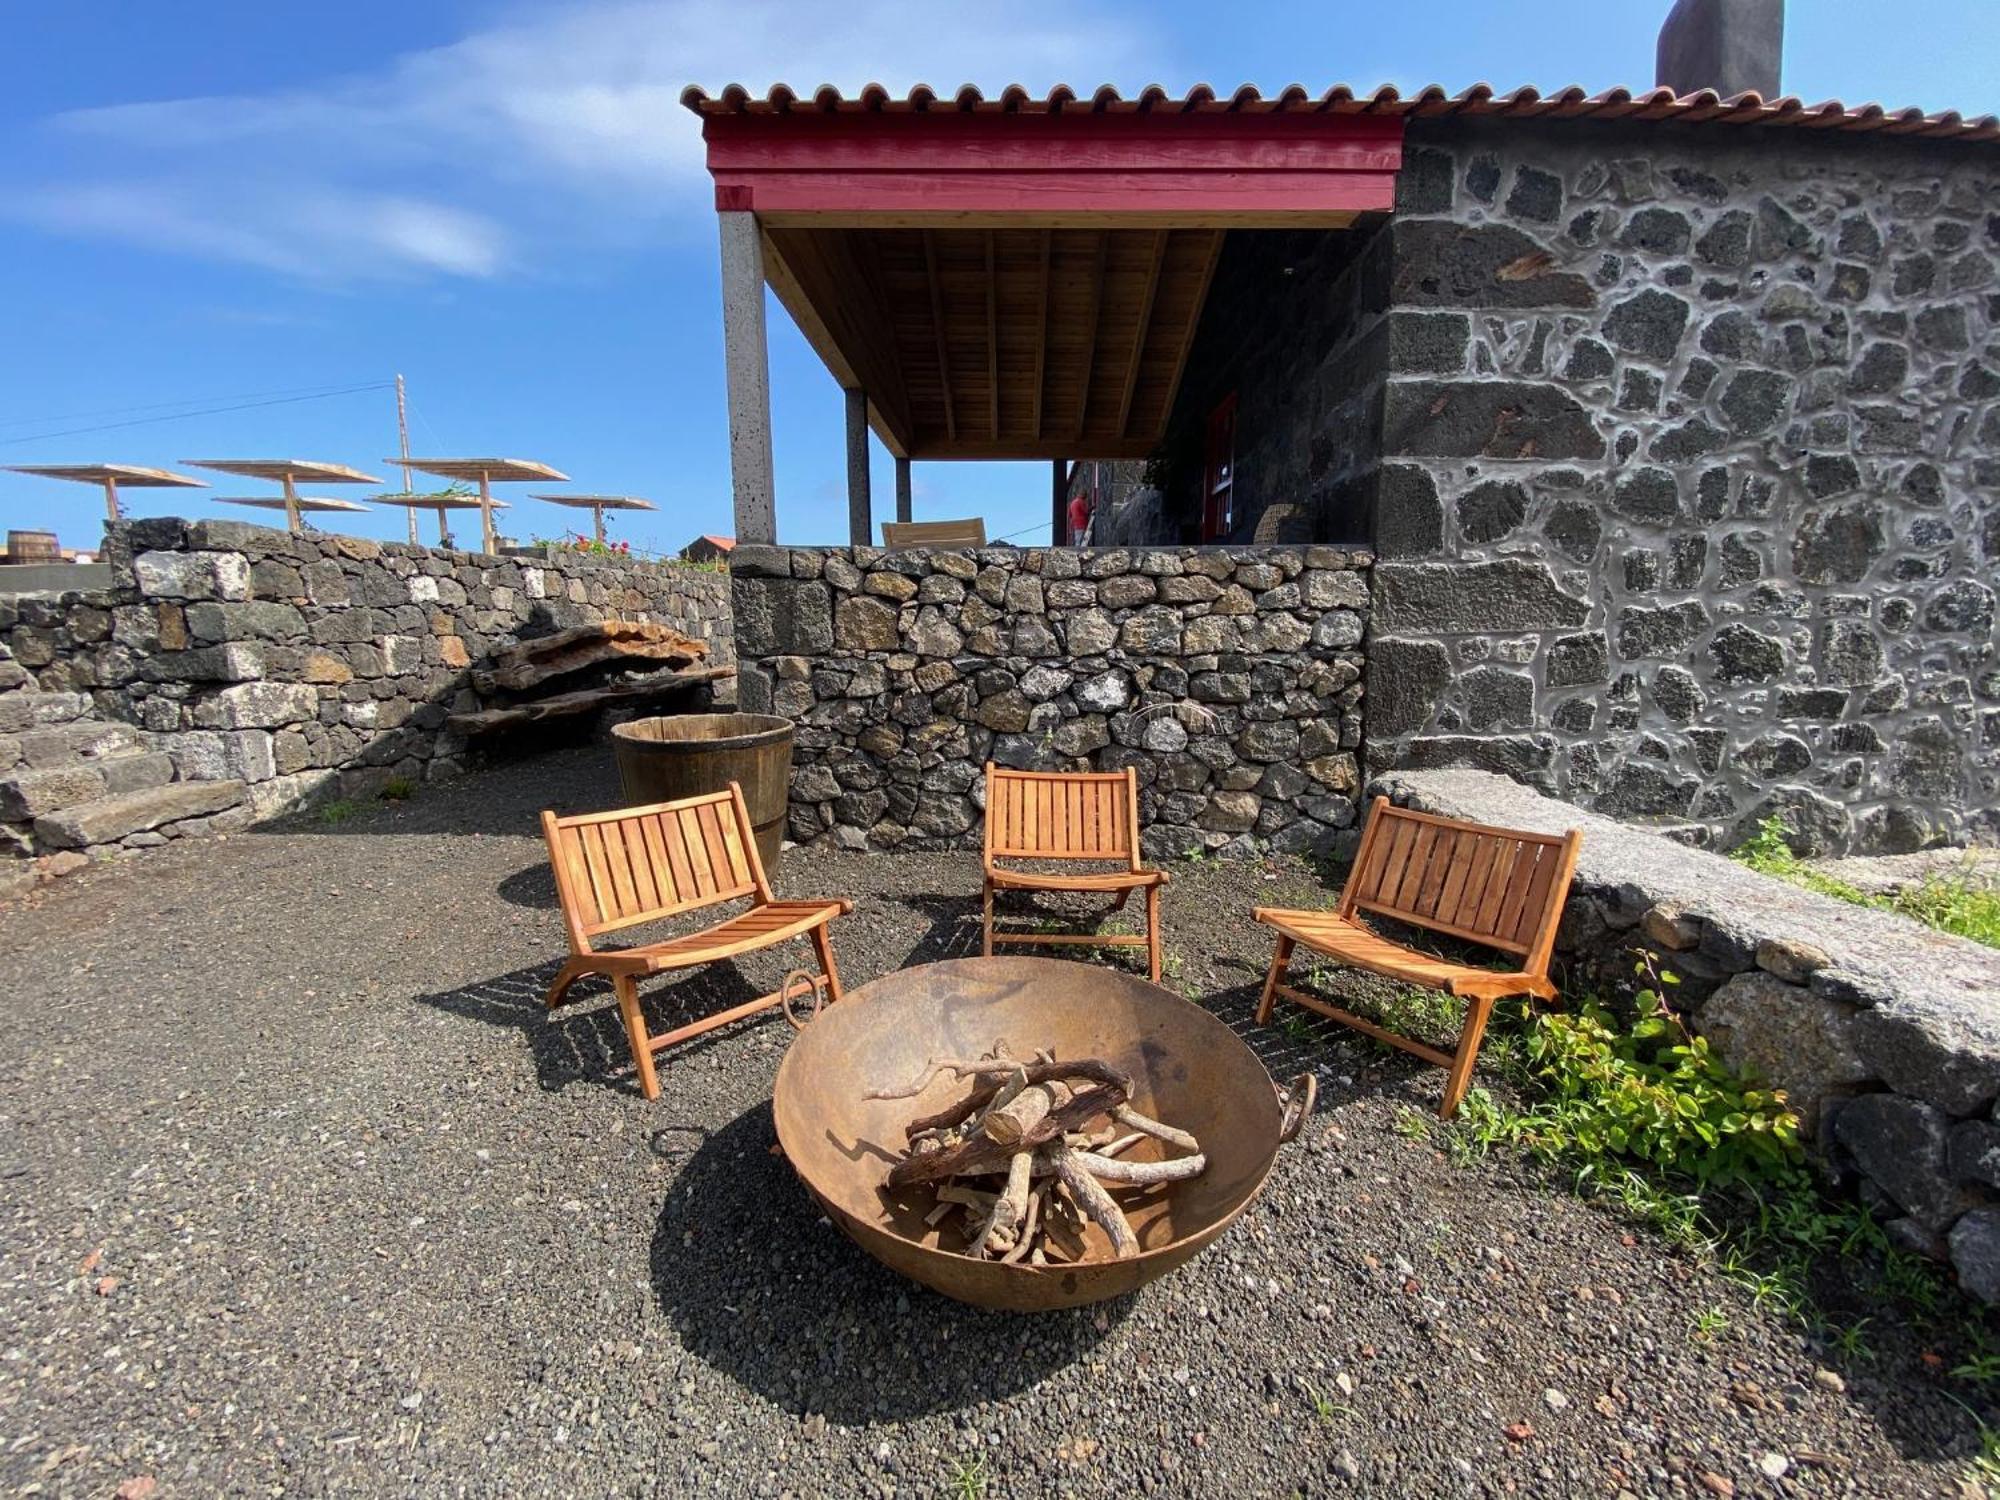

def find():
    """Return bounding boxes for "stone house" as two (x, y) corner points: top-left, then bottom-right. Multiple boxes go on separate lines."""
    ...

(687, 1), (1998, 856)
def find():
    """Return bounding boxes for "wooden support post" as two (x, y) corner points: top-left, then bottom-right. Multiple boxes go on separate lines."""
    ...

(894, 456), (912, 524)
(719, 210), (777, 544)
(845, 387), (871, 546)
(101, 478), (120, 524)
(477, 471), (497, 556)
(280, 473), (303, 536)
(1051, 460), (1068, 546)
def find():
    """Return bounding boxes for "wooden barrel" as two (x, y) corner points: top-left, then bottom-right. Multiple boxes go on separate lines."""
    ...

(611, 713), (795, 873)
(6, 531), (59, 564)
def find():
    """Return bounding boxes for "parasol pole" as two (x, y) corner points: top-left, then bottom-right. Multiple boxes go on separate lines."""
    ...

(593, 501), (606, 546)
(280, 472), (303, 535)
(395, 373), (418, 545)
(478, 470), (496, 556)
(102, 476), (121, 524)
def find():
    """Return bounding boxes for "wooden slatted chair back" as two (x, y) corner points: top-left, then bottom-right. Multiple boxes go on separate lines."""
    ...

(984, 765), (1140, 867)
(881, 518), (986, 548)
(1339, 796), (1578, 969)
(542, 784), (771, 950)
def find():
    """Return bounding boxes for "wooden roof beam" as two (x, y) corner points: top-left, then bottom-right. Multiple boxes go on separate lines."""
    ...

(1073, 232), (1108, 441)
(1115, 230), (1167, 440)
(922, 230), (956, 444)
(984, 232), (1000, 444)
(1031, 230), (1052, 446)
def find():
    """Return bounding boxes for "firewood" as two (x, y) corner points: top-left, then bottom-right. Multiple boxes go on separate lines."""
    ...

(1069, 1149), (1208, 1185)
(1049, 1145), (1139, 1260)
(1112, 1104), (1199, 1153)
(886, 1083), (1129, 1187)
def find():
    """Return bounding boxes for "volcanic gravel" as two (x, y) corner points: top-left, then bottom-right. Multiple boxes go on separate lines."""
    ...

(0, 744), (1985, 1498)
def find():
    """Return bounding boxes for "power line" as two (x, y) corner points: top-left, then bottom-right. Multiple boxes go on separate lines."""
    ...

(0, 379), (401, 432)
(1, 381), (397, 448)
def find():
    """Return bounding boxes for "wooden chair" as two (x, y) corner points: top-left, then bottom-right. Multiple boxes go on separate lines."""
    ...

(541, 784), (851, 1100)
(1254, 795), (1582, 1118)
(881, 518), (986, 548)
(981, 764), (1168, 983)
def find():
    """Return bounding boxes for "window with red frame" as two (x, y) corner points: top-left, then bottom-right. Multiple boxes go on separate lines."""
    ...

(1201, 393), (1237, 542)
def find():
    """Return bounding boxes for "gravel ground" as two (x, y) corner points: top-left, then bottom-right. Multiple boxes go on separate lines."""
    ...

(0, 744), (1988, 1499)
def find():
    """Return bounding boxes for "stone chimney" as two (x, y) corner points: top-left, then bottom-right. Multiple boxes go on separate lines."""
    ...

(1656, 0), (1784, 98)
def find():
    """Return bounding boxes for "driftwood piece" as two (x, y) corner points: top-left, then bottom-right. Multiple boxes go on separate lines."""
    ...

(472, 620), (707, 696)
(886, 1083), (1128, 1187)
(446, 665), (732, 736)
(1049, 1145), (1139, 1260)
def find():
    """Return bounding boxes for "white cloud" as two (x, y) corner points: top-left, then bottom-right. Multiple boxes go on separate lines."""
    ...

(10, 0), (1167, 282)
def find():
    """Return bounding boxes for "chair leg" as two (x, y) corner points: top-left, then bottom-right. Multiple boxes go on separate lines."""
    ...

(1255, 935), (1294, 1025)
(614, 975), (661, 1102)
(1145, 884), (1162, 984)
(982, 878), (995, 958)
(545, 956), (591, 1010)
(809, 922), (844, 1004)
(1439, 994), (1496, 1120)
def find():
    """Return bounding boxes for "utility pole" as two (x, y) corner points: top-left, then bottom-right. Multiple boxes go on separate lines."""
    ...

(394, 373), (418, 544)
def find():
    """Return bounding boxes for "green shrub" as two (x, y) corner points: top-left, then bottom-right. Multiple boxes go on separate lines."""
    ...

(1463, 959), (1801, 1190)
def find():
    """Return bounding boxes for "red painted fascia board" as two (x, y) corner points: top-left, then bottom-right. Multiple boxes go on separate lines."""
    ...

(702, 111), (1403, 216)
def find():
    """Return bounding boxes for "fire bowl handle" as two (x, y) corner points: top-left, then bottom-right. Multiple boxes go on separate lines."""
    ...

(1276, 1072), (1317, 1144)
(780, 968), (826, 1031)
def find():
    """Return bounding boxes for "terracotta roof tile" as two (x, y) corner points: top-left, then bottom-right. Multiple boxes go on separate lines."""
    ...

(681, 82), (2000, 145)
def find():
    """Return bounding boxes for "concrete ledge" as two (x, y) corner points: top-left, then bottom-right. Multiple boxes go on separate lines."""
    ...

(0, 563), (112, 595)
(1370, 766), (2000, 1300)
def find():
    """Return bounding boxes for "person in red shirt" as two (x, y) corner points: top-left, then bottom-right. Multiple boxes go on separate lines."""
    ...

(1067, 486), (1091, 546)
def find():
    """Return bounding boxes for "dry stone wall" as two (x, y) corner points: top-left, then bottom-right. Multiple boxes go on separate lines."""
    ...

(1369, 121), (2000, 855)
(1375, 767), (2000, 1303)
(730, 544), (1370, 858)
(0, 517), (729, 879)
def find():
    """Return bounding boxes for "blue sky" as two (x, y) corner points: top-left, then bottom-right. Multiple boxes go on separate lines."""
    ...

(4, 0), (1996, 555)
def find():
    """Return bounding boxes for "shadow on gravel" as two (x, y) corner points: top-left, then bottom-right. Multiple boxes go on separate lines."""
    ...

(497, 862), (559, 910)
(413, 959), (774, 1096)
(650, 1101), (1125, 1424)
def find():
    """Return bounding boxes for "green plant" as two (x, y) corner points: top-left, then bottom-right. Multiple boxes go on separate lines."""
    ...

(1300, 1381), (1354, 1426)
(944, 1454), (989, 1500)
(318, 799), (362, 826)
(1825, 1317), (1876, 1364)
(1392, 1107), (1432, 1141)
(1277, 1010), (1318, 1047)
(1688, 1305), (1730, 1344)
(1469, 958), (1801, 1189)
(378, 776), (416, 801)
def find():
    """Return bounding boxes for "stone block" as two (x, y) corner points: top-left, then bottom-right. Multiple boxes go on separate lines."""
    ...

(1383, 381), (1605, 461)
(1834, 1094), (1972, 1231)
(1697, 972), (1873, 1129)
(184, 600), (308, 644)
(133, 550), (251, 602)
(733, 578), (833, 657)
(205, 681), (319, 730)
(173, 729), (278, 784)
(1373, 560), (1589, 632)
(0, 763), (107, 820)
(34, 779), (246, 850)
(1390, 220), (1596, 309)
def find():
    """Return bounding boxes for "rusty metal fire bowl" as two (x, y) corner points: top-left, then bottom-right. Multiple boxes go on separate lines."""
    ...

(773, 956), (1311, 1312)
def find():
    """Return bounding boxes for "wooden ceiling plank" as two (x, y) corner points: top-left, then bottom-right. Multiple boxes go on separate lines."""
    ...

(985, 232), (1000, 443)
(1114, 229), (1169, 441)
(1073, 231), (1109, 441)
(1031, 230), (1052, 446)
(922, 230), (957, 444)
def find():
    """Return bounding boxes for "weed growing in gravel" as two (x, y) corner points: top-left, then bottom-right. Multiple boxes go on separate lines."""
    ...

(1277, 1010), (1319, 1047)
(318, 799), (362, 826)
(1734, 815), (2000, 951)
(379, 777), (417, 801)
(1688, 1305), (1730, 1344)
(944, 1453), (989, 1499)
(1825, 1318), (1876, 1365)
(1391, 1107), (1433, 1141)
(1300, 1381), (1355, 1425)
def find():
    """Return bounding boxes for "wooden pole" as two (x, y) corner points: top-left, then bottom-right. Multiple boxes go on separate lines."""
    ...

(718, 211), (777, 544)
(281, 472), (303, 536)
(845, 387), (871, 546)
(102, 477), (120, 524)
(895, 456), (913, 524)
(593, 503), (606, 546)
(395, 373), (418, 545)
(478, 471), (496, 556)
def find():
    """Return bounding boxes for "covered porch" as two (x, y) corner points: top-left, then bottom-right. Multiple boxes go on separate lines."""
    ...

(682, 85), (1404, 546)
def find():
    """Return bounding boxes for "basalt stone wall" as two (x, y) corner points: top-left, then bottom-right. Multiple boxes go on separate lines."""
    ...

(729, 543), (1369, 858)
(1368, 121), (2000, 855)
(0, 517), (730, 863)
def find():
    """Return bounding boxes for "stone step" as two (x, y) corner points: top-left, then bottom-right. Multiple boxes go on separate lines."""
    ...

(34, 779), (246, 851)
(0, 719), (144, 772)
(0, 753), (175, 822)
